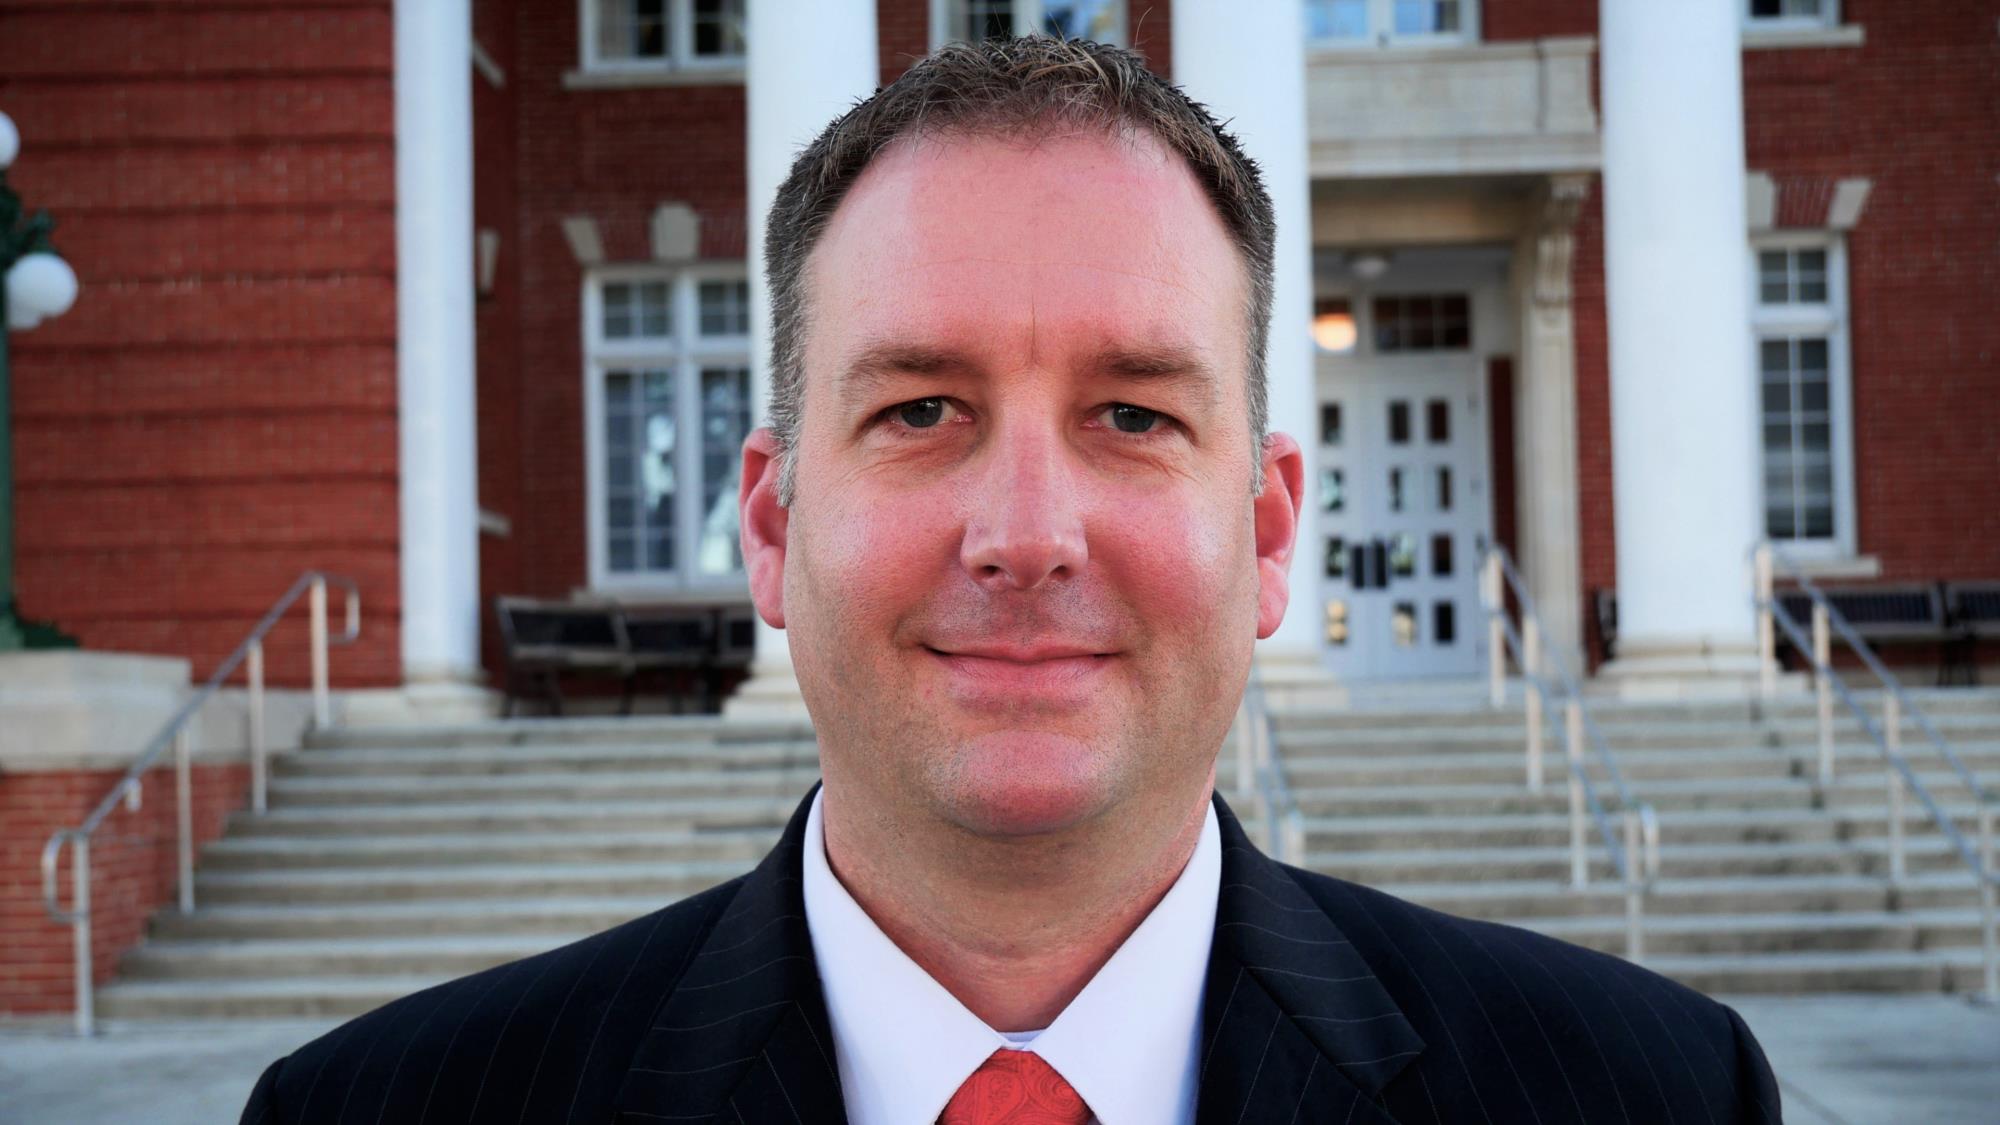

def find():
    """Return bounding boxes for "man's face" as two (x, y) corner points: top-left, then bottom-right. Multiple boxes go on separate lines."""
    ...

(742, 128), (1301, 842)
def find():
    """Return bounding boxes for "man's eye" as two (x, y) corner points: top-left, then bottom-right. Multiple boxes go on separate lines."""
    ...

(894, 398), (950, 428)
(1102, 404), (1161, 434)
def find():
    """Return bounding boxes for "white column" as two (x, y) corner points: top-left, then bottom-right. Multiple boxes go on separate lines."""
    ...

(1173, 2), (1325, 681)
(394, 0), (481, 688)
(731, 0), (878, 716)
(1598, 0), (1760, 696)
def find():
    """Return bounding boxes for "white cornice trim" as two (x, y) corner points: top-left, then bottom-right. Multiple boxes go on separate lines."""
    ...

(562, 66), (747, 89)
(1743, 24), (1865, 50)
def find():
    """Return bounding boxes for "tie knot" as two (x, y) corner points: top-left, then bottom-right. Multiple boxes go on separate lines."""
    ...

(938, 1048), (1092, 1125)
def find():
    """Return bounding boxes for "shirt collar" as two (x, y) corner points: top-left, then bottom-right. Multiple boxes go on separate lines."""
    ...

(802, 789), (1220, 1125)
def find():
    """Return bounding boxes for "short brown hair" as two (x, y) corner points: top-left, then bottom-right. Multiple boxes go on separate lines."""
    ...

(763, 35), (1277, 503)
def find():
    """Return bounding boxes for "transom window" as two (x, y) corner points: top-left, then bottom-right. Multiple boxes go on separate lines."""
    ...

(585, 270), (752, 588)
(1752, 237), (1852, 552)
(932, 0), (1125, 48)
(1313, 291), (1474, 355)
(1306, 0), (1477, 47)
(585, 0), (745, 71)
(1746, 0), (1838, 27)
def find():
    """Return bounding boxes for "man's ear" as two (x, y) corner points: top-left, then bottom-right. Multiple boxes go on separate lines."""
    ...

(739, 427), (789, 629)
(1252, 431), (1305, 640)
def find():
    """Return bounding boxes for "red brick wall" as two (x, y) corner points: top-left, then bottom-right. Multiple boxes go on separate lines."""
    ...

(486, 0), (749, 645)
(1742, 1), (2000, 585)
(0, 764), (248, 1014)
(0, 0), (401, 688)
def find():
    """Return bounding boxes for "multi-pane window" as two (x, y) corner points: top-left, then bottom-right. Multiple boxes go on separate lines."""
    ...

(1372, 294), (1471, 353)
(588, 272), (753, 587)
(588, 0), (745, 69)
(933, 0), (1124, 47)
(1306, 0), (1475, 45)
(1752, 240), (1850, 549)
(1746, 0), (1837, 26)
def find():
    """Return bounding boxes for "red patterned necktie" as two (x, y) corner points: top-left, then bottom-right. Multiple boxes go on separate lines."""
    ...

(938, 1048), (1093, 1125)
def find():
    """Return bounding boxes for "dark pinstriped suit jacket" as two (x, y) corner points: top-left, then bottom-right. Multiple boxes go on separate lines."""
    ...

(241, 789), (1781, 1123)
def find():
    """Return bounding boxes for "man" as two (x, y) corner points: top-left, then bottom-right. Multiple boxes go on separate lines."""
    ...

(243, 37), (1779, 1124)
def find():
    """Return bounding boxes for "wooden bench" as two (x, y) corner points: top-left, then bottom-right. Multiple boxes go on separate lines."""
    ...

(1942, 582), (2000, 685)
(494, 597), (753, 716)
(1771, 582), (1968, 685)
(494, 597), (633, 717)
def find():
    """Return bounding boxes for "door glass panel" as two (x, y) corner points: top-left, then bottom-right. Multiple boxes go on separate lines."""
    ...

(1388, 400), (1410, 444)
(1392, 602), (1418, 647)
(1433, 601), (1456, 644)
(1325, 599), (1350, 646)
(1320, 468), (1345, 513)
(1320, 403), (1344, 446)
(1324, 536), (1347, 578)
(696, 367), (750, 575)
(1432, 533), (1453, 577)
(1436, 466), (1453, 512)
(1388, 468), (1405, 513)
(1390, 533), (1417, 578)
(1426, 398), (1449, 443)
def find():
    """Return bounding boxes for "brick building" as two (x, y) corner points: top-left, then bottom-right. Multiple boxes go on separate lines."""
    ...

(1, 0), (1996, 1013)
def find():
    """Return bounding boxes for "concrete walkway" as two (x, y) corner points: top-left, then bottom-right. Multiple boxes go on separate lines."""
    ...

(1, 996), (1995, 1123)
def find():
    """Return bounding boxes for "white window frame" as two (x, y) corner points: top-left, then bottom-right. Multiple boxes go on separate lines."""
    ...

(582, 264), (754, 594)
(578, 0), (745, 75)
(1743, 0), (1839, 33)
(1750, 232), (1856, 560)
(1304, 0), (1481, 50)
(929, 0), (1127, 50)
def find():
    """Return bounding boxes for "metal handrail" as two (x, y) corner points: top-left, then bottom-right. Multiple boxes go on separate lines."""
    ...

(38, 571), (360, 1035)
(1236, 659), (1307, 866)
(1481, 545), (1661, 962)
(1752, 542), (1997, 1001)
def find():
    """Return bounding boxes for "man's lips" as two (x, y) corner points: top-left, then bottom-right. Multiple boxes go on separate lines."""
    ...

(921, 644), (1118, 704)
(924, 645), (1112, 663)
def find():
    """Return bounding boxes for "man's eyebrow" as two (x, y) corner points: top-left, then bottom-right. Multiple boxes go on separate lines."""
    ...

(833, 340), (1221, 404)
(1090, 344), (1218, 384)
(836, 342), (978, 405)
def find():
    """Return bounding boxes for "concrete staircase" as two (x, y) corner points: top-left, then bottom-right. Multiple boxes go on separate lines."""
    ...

(96, 718), (819, 1019)
(93, 689), (2000, 1018)
(1278, 687), (2000, 996)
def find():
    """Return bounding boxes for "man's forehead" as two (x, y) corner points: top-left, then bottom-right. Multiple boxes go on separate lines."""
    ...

(801, 126), (1247, 372)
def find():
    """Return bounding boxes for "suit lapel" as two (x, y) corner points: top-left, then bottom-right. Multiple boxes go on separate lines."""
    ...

(1196, 796), (1425, 1125)
(613, 788), (847, 1124)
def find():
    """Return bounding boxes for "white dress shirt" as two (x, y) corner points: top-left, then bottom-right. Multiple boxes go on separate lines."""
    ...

(802, 789), (1221, 1125)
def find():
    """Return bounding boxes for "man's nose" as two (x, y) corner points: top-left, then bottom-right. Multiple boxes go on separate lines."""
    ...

(959, 426), (1089, 591)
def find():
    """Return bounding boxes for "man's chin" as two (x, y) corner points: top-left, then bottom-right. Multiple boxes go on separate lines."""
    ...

(934, 729), (1121, 839)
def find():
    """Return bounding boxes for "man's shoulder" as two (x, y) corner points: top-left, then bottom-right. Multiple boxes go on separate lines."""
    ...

(1277, 864), (1781, 1123)
(239, 877), (744, 1125)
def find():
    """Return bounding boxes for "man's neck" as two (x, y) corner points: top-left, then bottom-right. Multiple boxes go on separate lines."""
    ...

(818, 778), (1214, 1032)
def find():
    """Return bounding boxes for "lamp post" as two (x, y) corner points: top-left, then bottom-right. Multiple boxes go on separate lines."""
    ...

(0, 110), (82, 650)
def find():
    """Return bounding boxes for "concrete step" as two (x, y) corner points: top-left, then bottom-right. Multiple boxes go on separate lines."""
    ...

(263, 769), (825, 807)
(1278, 742), (2000, 788)
(308, 716), (815, 751)
(1378, 871), (1983, 920)
(119, 934), (573, 981)
(149, 897), (671, 941)
(1637, 948), (1997, 995)
(193, 858), (755, 904)
(226, 796), (801, 837)
(1311, 838), (1977, 885)
(1301, 805), (1994, 851)
(1286, 772), (1990, 817)
(199, 826), (784, 870)
(275, 739), (824, 777)
(1518, 908), (1990, 957)
(95, 975), (456, 1020)
(1270, 689), (2000, 733)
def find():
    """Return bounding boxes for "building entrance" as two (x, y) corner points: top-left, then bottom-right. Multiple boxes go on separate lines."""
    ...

(1314, 287), (1495, 680)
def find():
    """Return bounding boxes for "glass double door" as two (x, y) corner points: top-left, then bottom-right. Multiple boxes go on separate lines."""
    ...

(1316, 356), (1490, 680)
